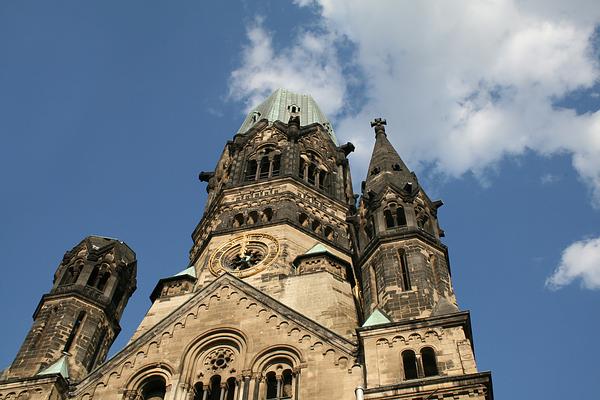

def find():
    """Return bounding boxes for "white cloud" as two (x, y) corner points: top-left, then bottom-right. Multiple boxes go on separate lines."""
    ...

(228, 18), (346, 117)
(546, 237), (600, 289)
(230, 1), (600, 205)
(540, 173), (560, 185)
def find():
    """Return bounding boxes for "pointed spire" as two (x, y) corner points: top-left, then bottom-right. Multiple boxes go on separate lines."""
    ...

(363, 118), (417, 195)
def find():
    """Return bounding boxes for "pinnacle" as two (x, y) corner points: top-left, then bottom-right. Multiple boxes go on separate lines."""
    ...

(363, 118), (417, 195)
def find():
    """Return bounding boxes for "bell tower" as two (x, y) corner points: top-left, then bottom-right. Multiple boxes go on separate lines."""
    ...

(182, 89), (361, 338)
(352, 119), (492, 398)
(1, 90), (492, 400)
(7, 236), (137, 382)
(357, 118), (455, 319)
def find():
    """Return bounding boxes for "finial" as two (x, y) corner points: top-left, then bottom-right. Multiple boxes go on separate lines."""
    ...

(370, 118), (387, 136)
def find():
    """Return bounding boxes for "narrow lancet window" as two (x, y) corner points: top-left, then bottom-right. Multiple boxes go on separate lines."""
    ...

(399, 249), (411, 291)
(64, 311), (85, 353)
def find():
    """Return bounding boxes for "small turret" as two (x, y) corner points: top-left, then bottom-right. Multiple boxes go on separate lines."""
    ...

(7, 236), (137, 381)
(357, 119), (456, 321)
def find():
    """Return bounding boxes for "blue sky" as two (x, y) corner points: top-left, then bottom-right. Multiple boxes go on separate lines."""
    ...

(1, 1), (599, 399)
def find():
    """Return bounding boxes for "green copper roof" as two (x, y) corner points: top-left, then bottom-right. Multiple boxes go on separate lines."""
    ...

(174, 266), (196, 278)
(362, 308), (391, 327)
(237, 89), (338, 145)
(305, 243), (329, 255)
(37, 355), (69, 379)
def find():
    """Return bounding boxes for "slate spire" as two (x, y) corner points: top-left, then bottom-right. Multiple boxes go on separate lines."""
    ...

(363, 118), (418, 195)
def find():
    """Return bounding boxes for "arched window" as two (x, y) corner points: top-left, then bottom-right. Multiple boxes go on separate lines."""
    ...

(225, 377), (237, 400)
(140, 377), (167, 400)
(324, 226), (334, 241)
(318, 170), (329, 191)
(402, 350), (418, 380)
(193, 382), (204, 400)
(245, 160), (258, 181)
(396, 206), (407, 226)
(60, 264), (81, 286)
(208, 375), (221, 400)
(265, 372), (278, 400)
(271, 155), (281, 177)
(311, 220), (322, 234)
(281, 370), (293, 399)
(194, 376), (237, 400)
(233, 213), (244, 228)
(87, 266), (99, 287)
(87, 266), (110, 292)
(254, 349), (300, 400)
(246, 148), (282, 182)
(248, 211), (259, 225)
(262, 208), (273, 222)
(384, 203), (407, 230)
(96, 271), (110, 292)
(264, 368), (295, 400)
(421, 347), (439, 377)
(298, 213), (309, 227)
(259, 156), (271, 179)
(384, 209), (395, 228)
(415, 206), (434, 234)
(307, 164), (316, 185)
(298, 159), (306, 180)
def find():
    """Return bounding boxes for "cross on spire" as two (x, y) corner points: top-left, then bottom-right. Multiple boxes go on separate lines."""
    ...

(370, 118), (387, 136)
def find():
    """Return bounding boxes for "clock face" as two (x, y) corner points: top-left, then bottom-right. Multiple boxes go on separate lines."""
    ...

(209, 233), (280, 278)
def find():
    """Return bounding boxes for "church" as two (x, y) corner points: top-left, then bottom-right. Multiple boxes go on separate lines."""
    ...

(0, 89), (493, 400)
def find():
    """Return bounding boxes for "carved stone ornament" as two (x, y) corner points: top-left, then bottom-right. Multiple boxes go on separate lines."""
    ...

(204, 348), (235, 372)
(209, 233), (280, 278)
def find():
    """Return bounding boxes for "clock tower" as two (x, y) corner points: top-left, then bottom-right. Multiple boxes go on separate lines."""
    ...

(0, 89), (493, 400)
(182, 88), (360, 340)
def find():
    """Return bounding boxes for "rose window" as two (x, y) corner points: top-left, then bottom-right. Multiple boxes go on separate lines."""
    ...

(204, 348), (235, 371)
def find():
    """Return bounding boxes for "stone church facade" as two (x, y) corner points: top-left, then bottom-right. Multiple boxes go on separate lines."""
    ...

(0, 89), (493, 400)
